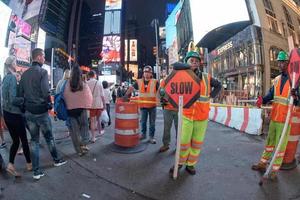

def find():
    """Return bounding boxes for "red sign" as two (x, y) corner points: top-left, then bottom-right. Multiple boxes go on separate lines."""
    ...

(287, 48), (300, 88)
(164, 69), (200, 108)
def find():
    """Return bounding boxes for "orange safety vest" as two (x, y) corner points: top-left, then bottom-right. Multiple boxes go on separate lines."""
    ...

(137, 78), (158, 108)
(160, 79), (177, 111)
(183, 73), (211, 121)
(270, 75), (291, 123)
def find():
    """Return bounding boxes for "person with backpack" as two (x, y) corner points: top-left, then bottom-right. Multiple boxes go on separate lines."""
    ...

(64, 63), (92, 156)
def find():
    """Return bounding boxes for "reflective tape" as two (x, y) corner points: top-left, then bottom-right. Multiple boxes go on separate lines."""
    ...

(116, 113), (139, 120)
(288, 135), (300, 142)
(115, 129), (139, 135)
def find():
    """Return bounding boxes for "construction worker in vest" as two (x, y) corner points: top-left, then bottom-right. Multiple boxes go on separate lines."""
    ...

(124, 66), (159, 144)
(170, 48), (222, 175)
(252, 50), (298, 180)
(158, 64), (178, 153)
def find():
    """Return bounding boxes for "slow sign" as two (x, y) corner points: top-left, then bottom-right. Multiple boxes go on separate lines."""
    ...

(164, 69), (200, 108)
(287, 48), (300, 88)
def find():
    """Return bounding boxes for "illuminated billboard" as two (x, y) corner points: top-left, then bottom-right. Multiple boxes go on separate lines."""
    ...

(8, 0), (43, 20)
(0, 1), (11, 47)
(190, 0), (250, 43)
(104, 11), (121, 34)
(37, 28), (46, 49)
(14, 36), (31, 63)
(165, 1), (182, 48)
(101, 35), (120, 63)
(129, 39), (137, 61)
(8, 14), (32, 39)
(105, 0), (122, 10)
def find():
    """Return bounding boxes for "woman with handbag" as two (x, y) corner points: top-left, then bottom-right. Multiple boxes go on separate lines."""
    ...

(87, 70), (106, 142)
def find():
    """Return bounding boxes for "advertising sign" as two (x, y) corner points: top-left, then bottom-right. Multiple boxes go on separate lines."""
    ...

(105, 0), (122, 10)
(37, 28), (46, 49)
(164, 68), (200, 108)
(0, 1), (11, 47)
(9, 14), (32, 39)
(130, 39), (137, 61)
(14, 36), (31, 63)
(125, 39), (128, 61)
(168, 38), (179, 65)
(101, 35), (120, 63)
(9, 0), (43, 20)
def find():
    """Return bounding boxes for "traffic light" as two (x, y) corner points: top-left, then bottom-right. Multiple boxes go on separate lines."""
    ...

(153, 46), (157, 56)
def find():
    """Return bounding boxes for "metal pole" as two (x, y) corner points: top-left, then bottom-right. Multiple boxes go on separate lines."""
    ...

(50, 48), (54, 89)
(155, 19), (160, 80)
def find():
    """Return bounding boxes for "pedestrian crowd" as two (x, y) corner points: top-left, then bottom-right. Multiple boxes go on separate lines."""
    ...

(0, 46), (298, 183)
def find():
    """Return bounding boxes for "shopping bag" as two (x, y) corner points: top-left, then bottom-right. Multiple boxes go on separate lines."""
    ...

(100, 110), (109, 123)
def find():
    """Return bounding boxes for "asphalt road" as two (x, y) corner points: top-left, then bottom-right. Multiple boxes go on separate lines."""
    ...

(0, 105), (299, 200)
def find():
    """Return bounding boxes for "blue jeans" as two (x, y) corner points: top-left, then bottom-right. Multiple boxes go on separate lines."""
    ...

(140, 107), (156, 138)
(25, 111), (60, 174)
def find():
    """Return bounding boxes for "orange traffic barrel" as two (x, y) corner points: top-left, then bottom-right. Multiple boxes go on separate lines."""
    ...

(114, 100), (140, 147)
(281, 106), (300, 170)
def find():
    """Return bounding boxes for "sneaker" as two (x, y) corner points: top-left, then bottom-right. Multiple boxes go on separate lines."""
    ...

(100, 130), (105, 135)
(140, 134), (146, 140)
(0, 143), (6, 149)
(159, 145), (170, 153)
(54, 159), (67, 167)
(185, 165), (196, 175)
(251, 162), (267, 172)
(149, 138), (156, 144)
(33, 171), (45, 180)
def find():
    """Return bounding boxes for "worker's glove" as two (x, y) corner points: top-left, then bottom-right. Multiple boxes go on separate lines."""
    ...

(122, 95), (130, 102)
(291, 88), (298, 100)
(256, 96), (263, 108)
(160, 98), (168, 107)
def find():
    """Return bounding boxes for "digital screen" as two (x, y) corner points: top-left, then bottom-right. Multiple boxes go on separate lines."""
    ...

(165, 1), (182, 48)
(190, 0), (250, 43)
(0, 1), (11, 47)
(14, 36), (31, 63)
(8, 0), (43, 20)
(101, 35), (120, 63)
(8, 14), (32, 39)
(37, 28), (46, 49)
(105, 0), (122, 10)
(104, 10), (121, 35)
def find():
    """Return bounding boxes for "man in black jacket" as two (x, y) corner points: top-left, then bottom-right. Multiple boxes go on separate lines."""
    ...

(19, 48), (66, 180)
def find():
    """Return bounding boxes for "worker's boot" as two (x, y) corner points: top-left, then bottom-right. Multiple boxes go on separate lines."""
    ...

(251, 162), (267, 172)
(269, 171), (277, 181)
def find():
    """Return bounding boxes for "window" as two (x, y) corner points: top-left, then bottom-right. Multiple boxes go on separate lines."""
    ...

(263, 0), (280, 34)
(282, 6), (294, 30)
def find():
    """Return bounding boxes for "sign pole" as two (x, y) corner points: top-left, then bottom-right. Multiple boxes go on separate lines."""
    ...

(173, 95), (183, 179)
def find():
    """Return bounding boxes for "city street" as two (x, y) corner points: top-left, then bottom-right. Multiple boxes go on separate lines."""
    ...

(0, 105), (299, 200)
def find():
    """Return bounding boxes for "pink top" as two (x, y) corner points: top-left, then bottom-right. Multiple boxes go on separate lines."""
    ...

(87, 78), (104, 109)
(64, 81), (93, 110)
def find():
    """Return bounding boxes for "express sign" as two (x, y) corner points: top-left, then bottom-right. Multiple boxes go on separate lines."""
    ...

(287, 48), (300, 88)
(164, 69), (200, 108)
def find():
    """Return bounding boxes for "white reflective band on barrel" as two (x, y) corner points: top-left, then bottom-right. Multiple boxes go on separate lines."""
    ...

(115, 129), (139, 135)
(288, 135), (300, 142)
(116, 113), (139, 120)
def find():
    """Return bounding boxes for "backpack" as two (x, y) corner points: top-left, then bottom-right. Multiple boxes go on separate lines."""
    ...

(54, 80), (68, 121)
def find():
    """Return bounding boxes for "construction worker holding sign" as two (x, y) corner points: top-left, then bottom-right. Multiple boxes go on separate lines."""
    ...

(124, 66), (159, 144)
(170, 44), (222, 175)
(252, 51), (299, 180)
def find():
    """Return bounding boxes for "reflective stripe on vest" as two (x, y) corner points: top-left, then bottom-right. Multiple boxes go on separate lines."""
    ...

(197, 73), (209, 102)
(137, 79), (157, 108)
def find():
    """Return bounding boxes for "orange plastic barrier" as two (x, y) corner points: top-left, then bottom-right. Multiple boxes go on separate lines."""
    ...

(114, 100), (140, 147)
(283, 107), (300, 165)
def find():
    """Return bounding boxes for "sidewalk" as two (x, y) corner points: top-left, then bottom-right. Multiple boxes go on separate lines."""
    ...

(0, 106), (299, 200)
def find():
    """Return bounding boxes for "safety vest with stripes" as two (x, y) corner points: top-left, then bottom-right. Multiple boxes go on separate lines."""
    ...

(270, 75), (291, 123)
(183, 73), (211, 121)
(137, 79), (158, 108)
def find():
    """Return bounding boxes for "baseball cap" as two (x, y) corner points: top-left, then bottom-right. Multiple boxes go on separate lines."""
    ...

(143, 66), (153, 73)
